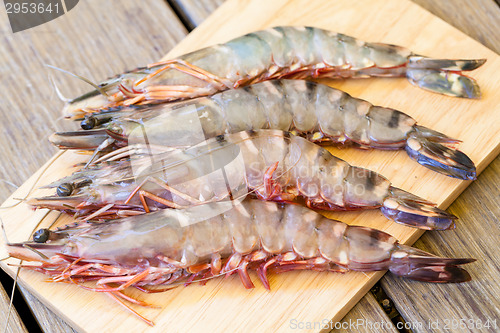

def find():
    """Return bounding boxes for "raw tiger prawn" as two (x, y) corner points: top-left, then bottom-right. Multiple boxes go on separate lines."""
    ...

(32, 130), (457, 230)
(6, 199), (475, 326)
(64, 26), (485, 117)
(52, 80), (477, 180)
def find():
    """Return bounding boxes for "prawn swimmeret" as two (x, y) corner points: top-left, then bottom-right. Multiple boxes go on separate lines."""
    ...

(52, 80), (476, 180)
(33, 130), (457, 230)
(6, 199), (475, 326)
(65, 26), (485, 117)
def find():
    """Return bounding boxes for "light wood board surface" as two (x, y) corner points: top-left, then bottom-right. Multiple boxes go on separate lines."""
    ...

(173, 2), (500, 332)
(1, 0), (500, 332)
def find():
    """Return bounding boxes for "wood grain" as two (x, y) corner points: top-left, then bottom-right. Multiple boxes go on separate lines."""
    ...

(172, 0), (500, 54)
(0, 0), (186, 332)
(381, 157), (500, 333)
(19, 286), (77, 333)
(378, 2), (500, 331)
(336, 293), (398, 333)
(170, 0), (224, 29)
(412, 0), (500, 53)
(0, 280), (27, 333)
(1, 0), (499, 332)
(0, 0), (187, 204)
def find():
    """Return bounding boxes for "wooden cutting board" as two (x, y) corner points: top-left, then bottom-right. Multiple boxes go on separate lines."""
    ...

(1, 0), (499, 332)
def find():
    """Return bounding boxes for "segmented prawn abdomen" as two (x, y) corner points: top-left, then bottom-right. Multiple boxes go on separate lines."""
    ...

(255, 27), (317, 68)
(312, 29), (346, 67)
(365, 42), (411, 68)
(277, 26), (317, 67)
(240, 131), (296, 191)
(344, 226), (397, 270)
(179, 98), (228, 140)
(340, 33), (375, 70)
(281, 80), (319, 133)
(291, 137), (350, 206)
(252, 200), (287, 253)
(251, 28), (294, 68)
(316, 219), (348, 265)
(283, 204), (319, 258)
(225, 202), (259, 254)
(246, 81), (293, 131)
(186, 216), (231, 259)
(344, 167), (391, 207)
(342, 97), (372, 145)
(179, 45), (237, 83)
(315, 85), (348, 139)
(211, 86), (267, 133)
(367, 106), (415, 146)
(221, 33), (273, 81)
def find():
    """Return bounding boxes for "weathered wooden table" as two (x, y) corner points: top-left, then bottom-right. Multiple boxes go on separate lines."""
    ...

(0, 1), (498, 332)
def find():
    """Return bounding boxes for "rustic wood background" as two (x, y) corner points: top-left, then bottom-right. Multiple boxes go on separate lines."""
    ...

(0, 0), (498, 332)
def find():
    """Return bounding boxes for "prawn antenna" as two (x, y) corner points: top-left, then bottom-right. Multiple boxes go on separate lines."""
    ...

(0, 179), (18, 190)
(45, 64), (109, 98)
(0, 218), (12, 261)
(22, 244), (48, 260)
(1, 216), (22, 333)
(2, 266), (21, 333)
(1, 216), (10, 245)
(0, 151), (65, 210)
(48, 73), (72, 102)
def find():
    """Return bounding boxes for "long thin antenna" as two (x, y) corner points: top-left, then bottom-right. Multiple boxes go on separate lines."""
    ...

(0, 217), (11, 261)
(0, 150), (65, 210)
(2, 265), (21, 333)
(0, 216), (10, 245)
(48, 73), (72, 102)
(0, 179), (18, 189)
(45, 64), (109, 98)
(22, 244), (48, 260)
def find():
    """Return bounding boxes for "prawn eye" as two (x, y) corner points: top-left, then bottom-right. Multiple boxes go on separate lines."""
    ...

(57, 183), (73, 197)
(33, 229), (50, 243)
(81, 116), (97, 130)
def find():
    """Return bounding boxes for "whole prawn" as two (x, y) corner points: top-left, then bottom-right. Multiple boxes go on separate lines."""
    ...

(52, 80), (476, 180)
(6, 199), (475, 326)
(33, 130), (457, 230)
(65, 26), (485, 117)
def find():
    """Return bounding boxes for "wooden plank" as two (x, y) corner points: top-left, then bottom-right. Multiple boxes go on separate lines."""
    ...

(0, 0), (187, 331)
(0, 282), (27, 333)
(170, 0), (500, 54)
(378, 2), (500, 331)
(381, 156), (500, 333)
(0, 0), (187, 204)
(19, 286), (77, 333)
(1, 0), (499, 332)
(412, 0), (500, 53)
(335, 293), (398, 333)
(170, 0), (224, 29)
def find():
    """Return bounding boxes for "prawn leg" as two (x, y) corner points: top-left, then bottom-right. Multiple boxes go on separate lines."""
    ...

(124, 175), (202, 212)
(6, 199), (476, 326)
(54, 79), (477, 180)
(134, 59), (232, 101)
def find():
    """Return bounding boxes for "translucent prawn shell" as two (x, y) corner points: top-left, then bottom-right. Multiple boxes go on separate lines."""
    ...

(142, 26), (412, 88)
(51, 200), (398, 269)
(53, 129), (393, 211)
(114, 80), (417, 150)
